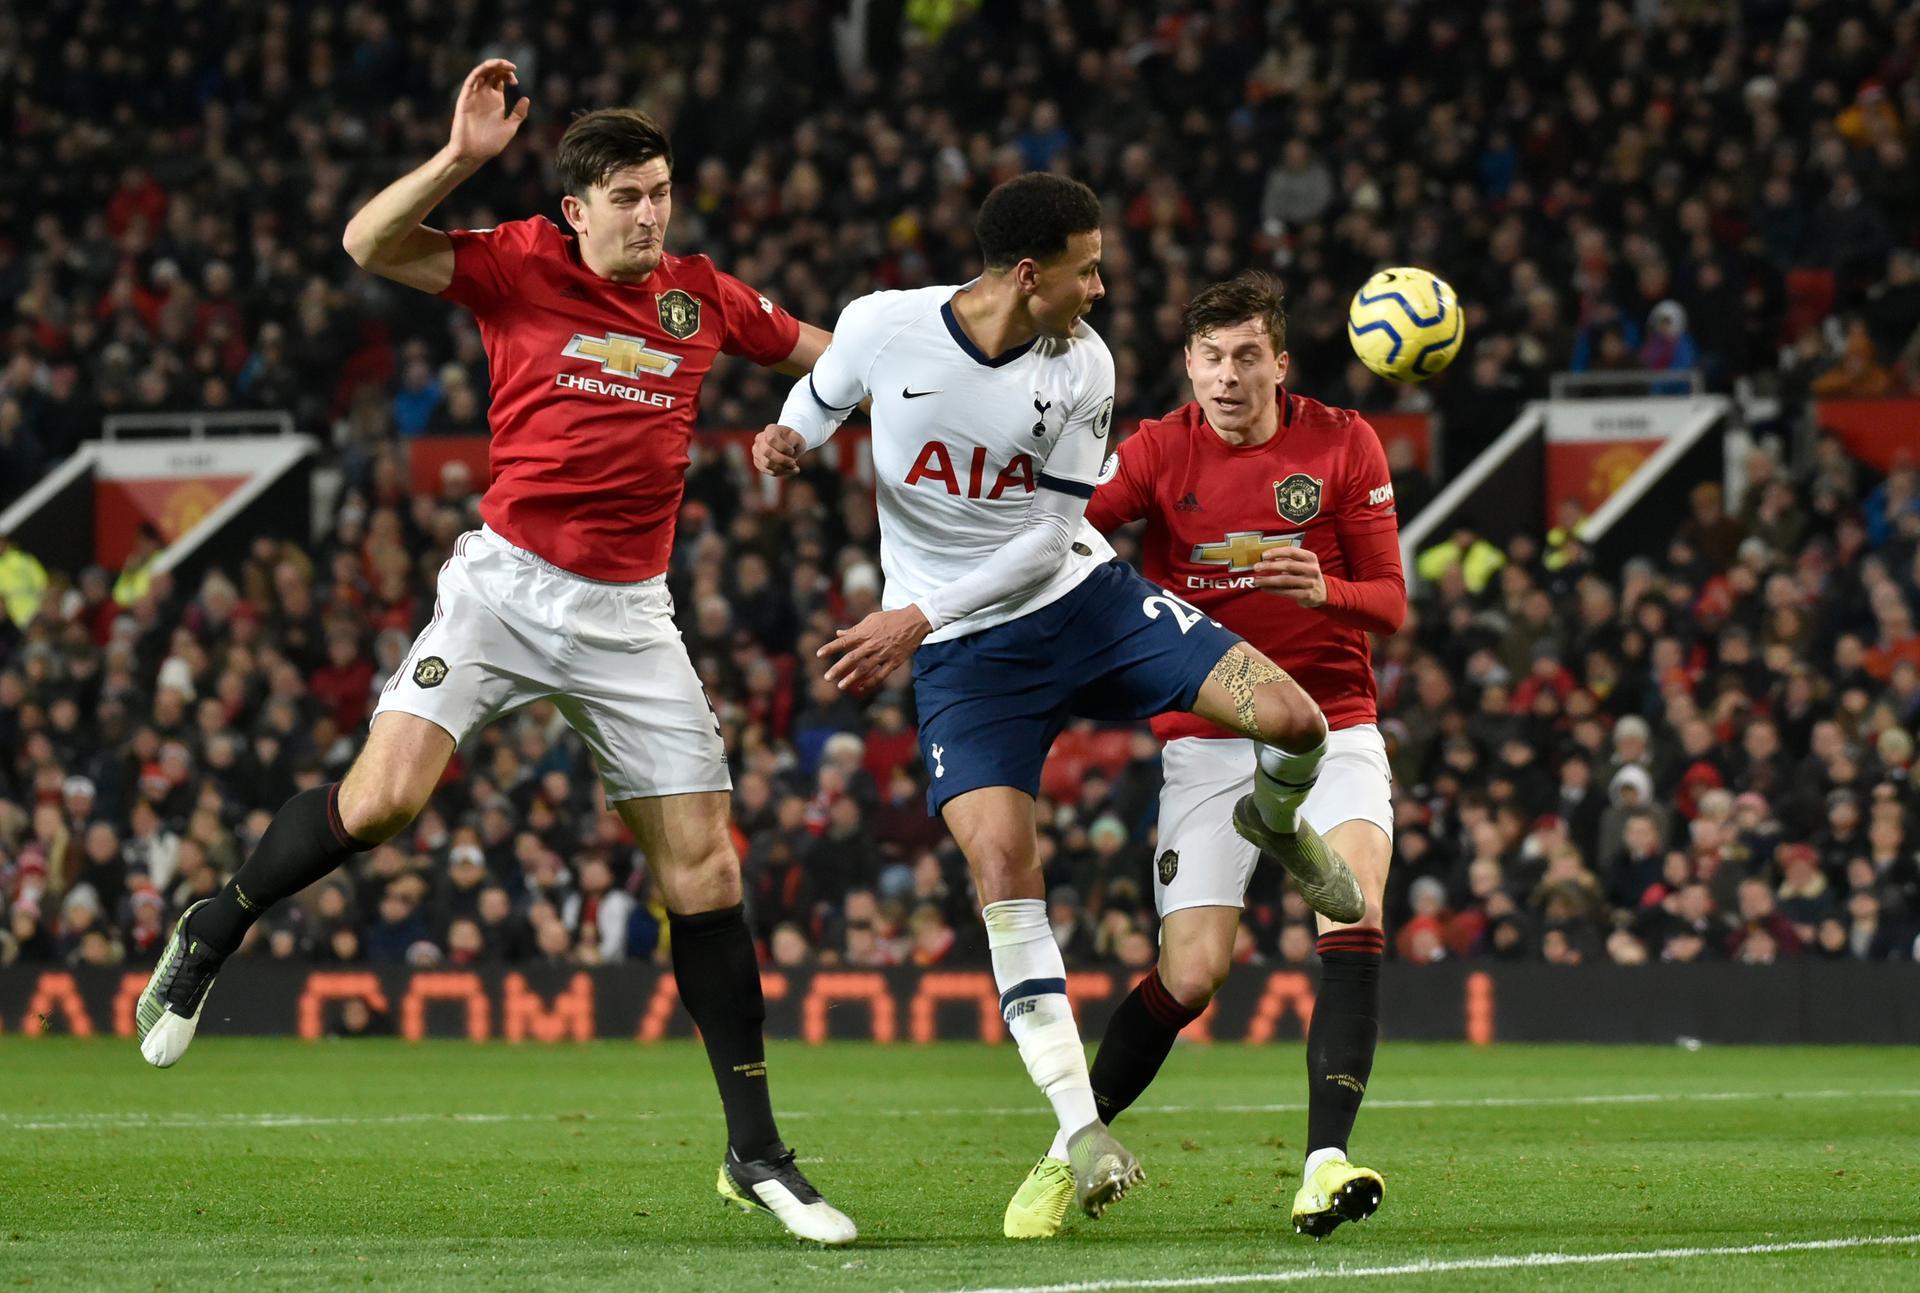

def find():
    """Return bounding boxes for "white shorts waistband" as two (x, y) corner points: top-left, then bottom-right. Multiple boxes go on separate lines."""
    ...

(478, 525), (667, 588)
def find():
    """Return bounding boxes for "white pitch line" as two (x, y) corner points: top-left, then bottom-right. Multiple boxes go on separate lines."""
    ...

(7, 1087), (1919, 1131)
(927, 1233), (1920, 1293)
(810, 1086), (1920, 1120)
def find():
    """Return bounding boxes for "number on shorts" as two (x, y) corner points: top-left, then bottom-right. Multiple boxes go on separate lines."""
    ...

(1141, 592), (1213, 634)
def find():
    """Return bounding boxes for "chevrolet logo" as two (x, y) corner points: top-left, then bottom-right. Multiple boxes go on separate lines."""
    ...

(561, 331), (683, 379)
(1189, 531), (1300, 571)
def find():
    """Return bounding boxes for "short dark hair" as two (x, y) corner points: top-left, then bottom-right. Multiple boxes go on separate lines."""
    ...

(556, 108), (674, 196)
(1184, 271), (1288, 355)
(975, 173), (1102, 270)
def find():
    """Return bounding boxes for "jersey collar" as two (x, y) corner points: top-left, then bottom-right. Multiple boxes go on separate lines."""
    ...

(941, 299), (1038, 368)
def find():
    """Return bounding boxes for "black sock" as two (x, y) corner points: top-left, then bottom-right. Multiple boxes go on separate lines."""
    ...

(1089, 969), (1203, 1126)
(1306, 928), (1383, 1157)
(670, 904), (780, 1159)
(190, 784), (374, 956)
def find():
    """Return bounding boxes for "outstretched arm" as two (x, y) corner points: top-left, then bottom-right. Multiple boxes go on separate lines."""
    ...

(342, 60), (529, 292)
(755, 300), (876, 475)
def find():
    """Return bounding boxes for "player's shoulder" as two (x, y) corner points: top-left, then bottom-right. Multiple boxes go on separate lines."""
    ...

(833, 285), (954, 348)
(1124, 399), (1202, 451)
(1037, 317), (1113, 364)
(490, 215), (565, 250)
(1287, 389), (1381, 445)
(650, 250), (733, 294)
(453, 215), (566, 259)
(846, 284), (954, 325)
(1036, 318), (1113, 397)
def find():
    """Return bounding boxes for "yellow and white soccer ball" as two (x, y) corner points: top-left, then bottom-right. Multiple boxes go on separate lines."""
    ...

(1347, 268), (1464, 382)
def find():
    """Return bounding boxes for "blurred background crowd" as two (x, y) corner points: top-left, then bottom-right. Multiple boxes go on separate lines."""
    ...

(1, 1), (1917, 971)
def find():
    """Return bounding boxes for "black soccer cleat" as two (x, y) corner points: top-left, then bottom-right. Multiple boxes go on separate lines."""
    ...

(717, 1143), (858, 1245)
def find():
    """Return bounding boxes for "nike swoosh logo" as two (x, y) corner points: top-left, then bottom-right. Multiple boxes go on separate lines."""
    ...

(901, 388), (941, 399)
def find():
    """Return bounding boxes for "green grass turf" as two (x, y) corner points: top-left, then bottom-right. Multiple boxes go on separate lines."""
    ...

(3, 1039), (1918, 1291)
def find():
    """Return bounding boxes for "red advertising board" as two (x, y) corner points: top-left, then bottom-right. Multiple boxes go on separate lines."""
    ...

(1814, 399), (1920, 473)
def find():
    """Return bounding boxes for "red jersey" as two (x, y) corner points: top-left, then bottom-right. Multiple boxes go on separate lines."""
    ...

(1087, 388), (1402, 739)
(441, 217), (800, 580)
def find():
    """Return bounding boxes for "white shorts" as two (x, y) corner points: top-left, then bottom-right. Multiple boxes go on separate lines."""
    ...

(1152, 726), (1393, 917)
(371, 526), (730, 802)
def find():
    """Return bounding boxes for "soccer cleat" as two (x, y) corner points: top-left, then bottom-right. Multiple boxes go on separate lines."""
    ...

(717, 1143), (858, 1246)
(1004, 1155), (1075, 1239)
(1065, 1120), (1143, 1219)
(1291, 1155), (1384, 1239)
(135, 899), (225, 1068)
(1232, 797), (1365, 924)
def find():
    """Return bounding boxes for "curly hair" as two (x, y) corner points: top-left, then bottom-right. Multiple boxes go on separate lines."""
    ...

(974, 173), (1102, 270)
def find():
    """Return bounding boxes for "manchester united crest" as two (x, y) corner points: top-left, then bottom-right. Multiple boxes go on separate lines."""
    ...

(1157, 849), (1180, 885)
(412, 656), (449, 688)
(656, 288), (702, 341)
(1274, 473), (1323, 525)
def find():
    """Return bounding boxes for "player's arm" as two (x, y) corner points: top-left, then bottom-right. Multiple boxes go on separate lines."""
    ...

(754, 300), (876, 476)
(771, 322), (833, 377)
(1083, 426), (1155, 533)
(341, 60), (529, 293)
(1254, 420), (1407, 633)
(817, 353), (1116, 694)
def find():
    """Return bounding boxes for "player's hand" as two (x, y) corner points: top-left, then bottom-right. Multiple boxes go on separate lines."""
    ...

(1253, 545), (1328, 609)
(449, 60), (530, 164)
(817, 607), (932, 696)
(753, 424), (807, 477)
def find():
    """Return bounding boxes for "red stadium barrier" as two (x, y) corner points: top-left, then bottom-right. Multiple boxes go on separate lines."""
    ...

(7, 962), (1914, 1045)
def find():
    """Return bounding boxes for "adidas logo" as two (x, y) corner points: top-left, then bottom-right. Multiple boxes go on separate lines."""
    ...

(1175, 492), (1203, 512)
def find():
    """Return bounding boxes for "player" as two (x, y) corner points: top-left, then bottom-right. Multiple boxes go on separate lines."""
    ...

(1012, 271), (1406, 1239)
(753, 176), (1364, 1233)
(133, 62), (855, 1245)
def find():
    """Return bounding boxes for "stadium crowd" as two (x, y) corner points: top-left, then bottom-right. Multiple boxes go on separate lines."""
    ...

(2, 1), (1919, 970)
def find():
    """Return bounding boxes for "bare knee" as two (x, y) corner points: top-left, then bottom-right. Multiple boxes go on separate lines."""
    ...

(656, 836), (743, 914)
(1159, 943), (1232, 1009)
(1257, 682), (1327, 751)
(337, 770), (430, 844)
(339, 715), (452, 842)
(962, 832), (1039, 904)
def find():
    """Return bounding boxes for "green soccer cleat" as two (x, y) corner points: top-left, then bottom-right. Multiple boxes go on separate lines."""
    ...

(1065, 1120), (1143, 1220)
(1291, 1155), (1384, 1239)
(717, 1143), (857, 1246)
(1004, 1155), (1075, 1239)
(135, 899), (225, 1068)
(1232, 797), (1365, 924)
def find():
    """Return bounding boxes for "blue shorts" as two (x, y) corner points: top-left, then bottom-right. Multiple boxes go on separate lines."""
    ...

(912, 560), (1243, 815)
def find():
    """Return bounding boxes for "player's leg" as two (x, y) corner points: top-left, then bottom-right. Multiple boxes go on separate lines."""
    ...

(1292, 728), (1394, 1239)
(1016, 737), (1253, 1236)
(136, 712), (453, 1066)
(138, 533), (527, 1067)
(1191, 642), (1365, 924)
(945, 786), (1142, 1229)
(568, 573), (853, 1245)
(1085, 736), (1258, 1132)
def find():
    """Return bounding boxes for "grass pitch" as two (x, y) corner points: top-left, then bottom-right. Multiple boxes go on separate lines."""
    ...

(3, 1038), (1917, 1291)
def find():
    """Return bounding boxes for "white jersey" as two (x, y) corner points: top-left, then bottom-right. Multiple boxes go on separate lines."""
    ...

(788, 285), (1117, 642)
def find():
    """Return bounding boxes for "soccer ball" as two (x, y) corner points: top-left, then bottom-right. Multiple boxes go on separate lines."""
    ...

(1347, 268), (1464, 382)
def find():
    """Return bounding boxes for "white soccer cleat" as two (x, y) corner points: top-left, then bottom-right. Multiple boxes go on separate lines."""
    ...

(717, 1144), (858, 1245)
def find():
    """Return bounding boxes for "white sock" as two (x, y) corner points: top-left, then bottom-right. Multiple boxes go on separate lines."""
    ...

(1304, 1146), (1346, 1181)
(984, 898), (1099, 1140)
(1046, 1128), (1070, 1161)
(1255, 737), (1325, 832)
